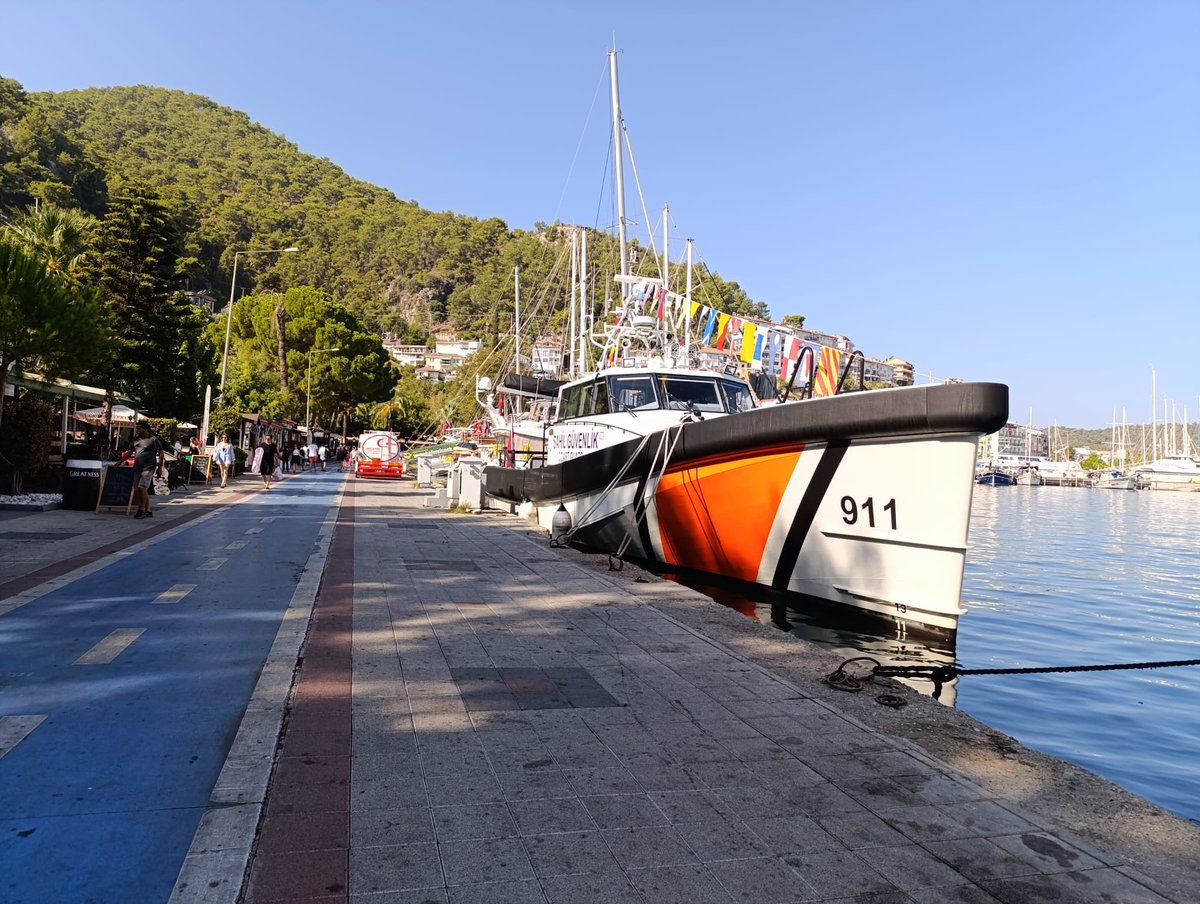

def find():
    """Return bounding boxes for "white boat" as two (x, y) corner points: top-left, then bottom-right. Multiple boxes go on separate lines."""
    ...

(481, 50), (1009, 634)
(1097, 472), (1137, 491)
(1013, 467), (1042, 486)
(1134, 456), (1200, 491)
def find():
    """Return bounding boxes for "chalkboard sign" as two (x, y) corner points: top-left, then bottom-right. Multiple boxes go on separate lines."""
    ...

(188, 454), (212, 485)
(96, 464), (137, 513)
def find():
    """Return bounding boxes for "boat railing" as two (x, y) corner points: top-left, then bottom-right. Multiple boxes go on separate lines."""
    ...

(836, 350), (866, 394)
(778, 345), (816, 402)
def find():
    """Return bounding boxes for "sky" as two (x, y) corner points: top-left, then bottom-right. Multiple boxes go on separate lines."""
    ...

(3, 0), (1198, 428)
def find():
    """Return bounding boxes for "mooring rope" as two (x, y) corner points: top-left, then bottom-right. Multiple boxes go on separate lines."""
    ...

(825, 655), (1200, 702)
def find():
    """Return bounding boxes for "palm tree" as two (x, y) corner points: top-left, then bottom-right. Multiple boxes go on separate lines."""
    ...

(4, 205), (95, 278)
(0, 239), (105, 435)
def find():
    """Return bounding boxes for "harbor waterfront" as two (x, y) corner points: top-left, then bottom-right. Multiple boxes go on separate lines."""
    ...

(708, 484), (1200, 825)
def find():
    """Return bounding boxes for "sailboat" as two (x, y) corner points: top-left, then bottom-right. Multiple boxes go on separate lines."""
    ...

(481, 50), (1009, 634)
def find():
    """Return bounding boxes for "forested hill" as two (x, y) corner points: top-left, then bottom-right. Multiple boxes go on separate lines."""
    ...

(1, 81), (765, 341)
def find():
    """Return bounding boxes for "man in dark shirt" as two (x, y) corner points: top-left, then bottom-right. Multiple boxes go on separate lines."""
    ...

(131, 422), (165, 519)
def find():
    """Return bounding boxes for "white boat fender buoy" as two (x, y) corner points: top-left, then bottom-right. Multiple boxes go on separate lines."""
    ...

(517, 497), (535, 519)
(551, 503), (572, 541)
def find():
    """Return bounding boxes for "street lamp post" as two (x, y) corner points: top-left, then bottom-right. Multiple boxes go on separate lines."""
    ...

(305, 347), (341, 435)
(218, 246), (299, 401)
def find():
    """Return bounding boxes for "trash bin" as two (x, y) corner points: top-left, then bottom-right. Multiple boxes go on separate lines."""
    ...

(63, 458), (103, 510)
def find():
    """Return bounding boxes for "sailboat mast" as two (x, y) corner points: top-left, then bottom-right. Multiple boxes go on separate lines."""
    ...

(514, 265), (521, 377)
(569, 230), (578, 377)
(579, 229), (588, 373)
(685, 238), (693, 360)
(609, 49), (629, 297)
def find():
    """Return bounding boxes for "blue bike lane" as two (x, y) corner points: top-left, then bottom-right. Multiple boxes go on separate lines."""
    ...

(0, 473), (346, 904)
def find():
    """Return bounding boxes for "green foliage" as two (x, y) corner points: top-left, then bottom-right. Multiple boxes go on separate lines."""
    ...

(0, 78), (106, 213)
(0, 237), (107, 432)
(781, 314), (806, 328)
(79, 187), (212, 416)
(4, 204), (96, 277)
(1080, 453), (1107, 470)
(145, 417), (177, 445)
(0, 394), (55, 492)
(222, 285), (394, 425)
(208, 405), (241, 440)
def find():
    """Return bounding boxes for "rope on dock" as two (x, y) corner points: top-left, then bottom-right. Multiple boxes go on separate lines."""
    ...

(825, 656), (1200, 702)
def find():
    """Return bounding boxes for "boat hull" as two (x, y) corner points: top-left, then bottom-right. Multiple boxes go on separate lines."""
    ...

(485, 383), (1008, 632)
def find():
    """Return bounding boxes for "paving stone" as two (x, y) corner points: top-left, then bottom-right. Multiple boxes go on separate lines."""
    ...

(815, 811), (912, 850)
(742, 814), (840, 855)
(627, 863), (737, 904)
(707, 855), (817, 904)
(539, 870), (644, 904)
(349, 842), (442, 895)
(979, 867), (1177, 903)
(673, 818), (773, 862)
(440, 837), (535, 886)
(432, 802), (518, 841)
(351, 807), (436, 848)
(602, 824), (699, 870)
(522, 830), (622, 877)
(446, 878), (548, 903)
(508, 797), (596, 835)
(494, 768), (575, 802)
(581, 792), (669, 829)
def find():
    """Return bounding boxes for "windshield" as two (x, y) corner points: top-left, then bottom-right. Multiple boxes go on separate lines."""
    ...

(658, 376), (726, 413)
(609, 375), (659, 411)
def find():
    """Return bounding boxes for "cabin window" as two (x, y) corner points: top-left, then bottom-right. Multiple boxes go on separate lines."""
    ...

(589, 378), (610, 415)
(609, 375), (659, 411)
(720, 380), (755, 413)
(658, 376), (725, 413)
(558, 385), (584, 420)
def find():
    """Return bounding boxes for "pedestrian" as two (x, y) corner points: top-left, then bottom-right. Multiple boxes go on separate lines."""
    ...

(280, 441), (292, 473)
(258, 435), (279, 491)
(213, 433), (235, 489)
(290, 442), (303, 473)
(307, 440), (318, 471)
(131, 422), (165, 519)
(318, 443), (328, 471)
(335, 444), (348, 472)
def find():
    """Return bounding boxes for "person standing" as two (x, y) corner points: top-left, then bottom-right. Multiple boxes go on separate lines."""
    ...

(131, 422), (165, 519)
(290, 442), (303, 473)
(335, 443), (348, 472)
(213, 433), (235, 489)
(307, 440), (318, 471)
(318, 443), (328, 471)
(258, 435), (279, 491)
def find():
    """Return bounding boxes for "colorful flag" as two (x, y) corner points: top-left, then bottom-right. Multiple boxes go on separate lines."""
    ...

(716, 313), (732, 349)
(752, 332), (764, 366)
(740, 322), (757, 363)
(814, 346), (843, 397)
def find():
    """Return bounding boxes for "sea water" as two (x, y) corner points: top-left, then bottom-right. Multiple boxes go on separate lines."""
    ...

(701, 485), (1200, 824)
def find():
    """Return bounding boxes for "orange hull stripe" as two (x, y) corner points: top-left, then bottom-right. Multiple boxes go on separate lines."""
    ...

(655, 447), (804, 580)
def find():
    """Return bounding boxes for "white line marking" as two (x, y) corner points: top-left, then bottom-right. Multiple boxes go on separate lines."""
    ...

(154, 584), (197, 605)
(244, 528), (263, 535)
(0, 715), (45, 759)
(198, 558), (227, 571)
(260, 517), (275, 524)
(74, 629), (145, 665)
(225, 540), (248, 550)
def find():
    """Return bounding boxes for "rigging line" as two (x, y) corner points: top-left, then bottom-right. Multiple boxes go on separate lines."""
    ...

(556, 431), (656, 546)
(620, 126), (664, 278)
(552, 60), (612, 228)
(615, 420), (688, 558)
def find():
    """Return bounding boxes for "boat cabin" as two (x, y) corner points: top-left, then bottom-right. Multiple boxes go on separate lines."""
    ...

(556, 369), (756, 421)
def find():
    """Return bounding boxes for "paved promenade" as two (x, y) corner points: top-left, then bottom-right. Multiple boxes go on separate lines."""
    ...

(3, 474), (1198, 902)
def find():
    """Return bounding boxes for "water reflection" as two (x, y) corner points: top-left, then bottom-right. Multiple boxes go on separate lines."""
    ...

(664, 573), (961, 705)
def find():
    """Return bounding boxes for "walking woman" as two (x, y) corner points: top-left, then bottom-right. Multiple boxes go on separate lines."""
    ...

(258, 434), (279, 491)
(214, 433), (235, 489)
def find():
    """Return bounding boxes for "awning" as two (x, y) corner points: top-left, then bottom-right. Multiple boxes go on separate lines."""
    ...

(75, 405), (146, 426)
(5, 371), (138, 407)
(177, 421), (199, 429)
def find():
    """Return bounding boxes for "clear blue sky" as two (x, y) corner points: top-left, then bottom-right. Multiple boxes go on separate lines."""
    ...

(4, 0), (1198, 428)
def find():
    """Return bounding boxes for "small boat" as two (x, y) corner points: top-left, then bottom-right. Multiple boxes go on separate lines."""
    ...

(482, 50), (1010, 635)
(976, 468), (1015, 486)
(1013, 466), (1041, 486)
(1097, 471), (1137, 491)
(1133, 456), (1200, 491)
